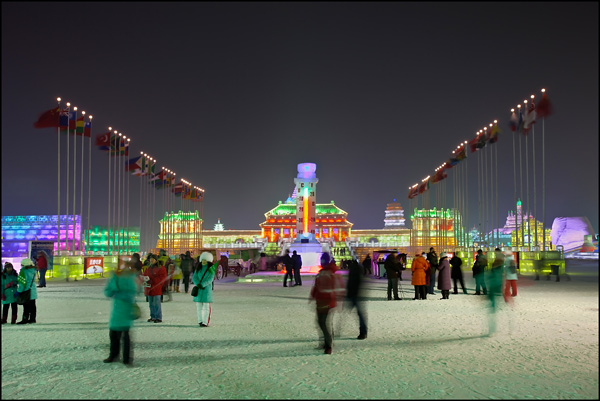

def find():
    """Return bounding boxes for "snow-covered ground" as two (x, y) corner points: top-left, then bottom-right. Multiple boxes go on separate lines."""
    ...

(2, 260), (598, 399)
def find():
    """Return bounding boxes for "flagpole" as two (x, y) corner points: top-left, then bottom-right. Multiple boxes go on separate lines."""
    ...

(87, 116), (92, 256)
(529, 96), (538, 251)
(518, 105), (524, 252)
(524, 106), (531, 252)
(107, 128), (112, 256)
(126, 139), (131, 254)
(79, 111), (86, 255)
(72, 107), (78, 254)
(66, 104), (71, 255)
(511, 109), (518, 252)
(541, 89), (547, 250)
(56, 98), (62, 257)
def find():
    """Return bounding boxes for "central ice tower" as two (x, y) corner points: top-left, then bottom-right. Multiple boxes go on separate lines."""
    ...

(294, 163), (319, 242)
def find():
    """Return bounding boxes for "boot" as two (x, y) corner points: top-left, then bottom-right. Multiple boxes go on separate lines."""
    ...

(11, 314), (17, 324)
(1, 310), (7, 324)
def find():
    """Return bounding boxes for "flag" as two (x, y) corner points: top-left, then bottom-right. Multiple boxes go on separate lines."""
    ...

(69, 111), (77, 130)
(125, 156), (142, 172)
(408, 185), (419, 199)
(469, 134), (486, 152)
(172, 182), (183, 196)
(59, 108), (69, 129)
(522, 101), (536, 134)
(34, 107), (60, 129)
(83, 121), (91, 137)
(536, 92), (553, 117)
(418, 179), (429, 194)
(195, 189), (204, 202)
(509, 110), (518, 132)
(517, 107), (525, 134)
(75, 115), (85, 136)
(124, 141), (129, 156)
(95, 131), (111, 150)
(432, 168), (448, 183)
(448, 145), (467, 165)
(488, 124), (500, 144)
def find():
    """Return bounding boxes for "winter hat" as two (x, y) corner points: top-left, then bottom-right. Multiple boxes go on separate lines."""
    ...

(440, 252), (448, 259)
(199, 252), (214, 263)
(20, 258), (33, 267)
(320, 252), (331, 266)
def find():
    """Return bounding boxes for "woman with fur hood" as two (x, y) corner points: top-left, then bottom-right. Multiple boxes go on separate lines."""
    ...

(192, 252), (217, 327)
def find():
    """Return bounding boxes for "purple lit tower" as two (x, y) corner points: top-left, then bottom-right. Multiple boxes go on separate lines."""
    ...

(289, 163), (324, 272)
(294, 163), (318, 241)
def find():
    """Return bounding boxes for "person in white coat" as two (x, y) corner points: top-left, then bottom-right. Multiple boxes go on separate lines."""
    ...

(503, 254), (518, 304)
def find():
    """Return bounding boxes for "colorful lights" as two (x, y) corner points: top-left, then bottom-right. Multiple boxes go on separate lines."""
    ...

(303, 187), (309, 234)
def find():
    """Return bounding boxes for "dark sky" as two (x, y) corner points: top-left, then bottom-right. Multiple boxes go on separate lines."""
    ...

(2, 2), (598, 237)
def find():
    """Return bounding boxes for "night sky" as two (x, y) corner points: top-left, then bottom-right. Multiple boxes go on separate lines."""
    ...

(2, 2), (598, 236)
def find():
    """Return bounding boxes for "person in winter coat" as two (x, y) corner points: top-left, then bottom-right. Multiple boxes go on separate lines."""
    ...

(411, 253), (429, 300)
(171, 258), (183, 293)
(1, 262), (19, 324)
(437, 253), (452, 299)
(396, 253), (407, 281)
(141, 255), (167, 323)
(486, 249), (504, 309)
(192, 252), (217, 327)
(258, 252), (267, 271)
(35, 251), (48, 288)
(384, 252), (400, 300)
(103, 262), (140, 365)
(503, 253), (518, 304)
(362, 254), (372, 276)
(309, 253), (344, 354)
(281, 250), (294, 287)
(449, 254), (467, 294)
(472, 249), (488, 295)
(291, 250), (303, 286)
(426, 247), (439, 295)
(15, 258), (38, 324)
(343, 257), (367, 339)
(162, 259), (175, 302)
(180, 251), (194, 293)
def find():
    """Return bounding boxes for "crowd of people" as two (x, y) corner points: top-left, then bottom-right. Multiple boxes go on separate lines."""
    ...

(1, 246), (520, 361)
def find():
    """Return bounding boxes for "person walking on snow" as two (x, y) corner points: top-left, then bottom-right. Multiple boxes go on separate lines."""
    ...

(437, 252), (452, 299)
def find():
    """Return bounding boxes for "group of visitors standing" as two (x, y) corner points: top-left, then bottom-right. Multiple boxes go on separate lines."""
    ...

(282, 250), (303, 287)
(1, 258), (40, 325)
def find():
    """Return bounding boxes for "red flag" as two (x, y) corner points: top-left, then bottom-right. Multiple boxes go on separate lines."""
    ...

(536, 92), (553, 117)
(408, 186), (419, 199)
(432, 168), (448, 183)
(34, 107), (60, 128)
(95, 131), (111, 150)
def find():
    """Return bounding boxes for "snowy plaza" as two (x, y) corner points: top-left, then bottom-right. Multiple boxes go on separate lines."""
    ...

(1, 259), (598, 400)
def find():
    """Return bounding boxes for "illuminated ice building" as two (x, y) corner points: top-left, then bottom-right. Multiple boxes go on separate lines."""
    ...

(1, 214), (82, 257)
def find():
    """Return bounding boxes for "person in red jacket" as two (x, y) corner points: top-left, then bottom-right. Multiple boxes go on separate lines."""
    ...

(141, 255), (167, 323)
(309, 253), (344, 355)
(35, 251), (48, 288)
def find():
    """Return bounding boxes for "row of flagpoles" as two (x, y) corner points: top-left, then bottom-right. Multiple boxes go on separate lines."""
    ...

(33, 98), (206, 256)
(406, 88), (553, 252)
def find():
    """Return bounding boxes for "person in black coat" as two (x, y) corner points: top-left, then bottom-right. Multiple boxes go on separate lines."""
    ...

(384, 252), (400, 300)
(450, 254), (467, 294)
(426, 247), (439, 295)
(180, 251), (194, 293)
(472, 249), (488, 295)
(281, 250), (294, 287)
(362, 254), (372, 276)
(291, 250), (302, 286)
(344, 258), (367, 339)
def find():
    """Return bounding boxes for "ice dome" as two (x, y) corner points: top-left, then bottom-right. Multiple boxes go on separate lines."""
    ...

(551, 216), (595, 252)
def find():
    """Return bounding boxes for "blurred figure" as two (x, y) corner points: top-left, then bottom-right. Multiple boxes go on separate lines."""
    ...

(384, 252), (400, 300)
(15, 258), (38, 324)
(426, 247), (439, 295)
(281, 250), (294, 287)
(309, 253), (344, 354)
(130, 253), (143, 273)
(141, 254), (166, 323)
(485, 249), (505, 335)
(258, 252), (267, 271)
(411, 253), (428, 300)
(362, 254), (372, 276)
(423, 252), (431, 294)
(172, 258), (183, 293)
(472, 249), (488, 295)
(1, 262), (19, 324)
(344, 257), (367, 339)
(503, 253), (518, 304)
(193, 252), (217, 327)
(291, 250), (302, 286)
(35, 250), (48, 288)
(103, 261), (139, 365)
(396, 253), (407, 281)
(450, 253), (467, 294)
(180, 251), (194, 293)
(437, 252), (451, 299)
(163, 259), (175, 301)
